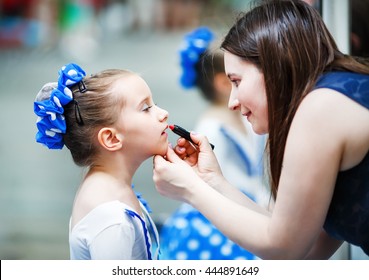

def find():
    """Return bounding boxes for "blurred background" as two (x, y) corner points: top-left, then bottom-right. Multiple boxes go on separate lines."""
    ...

(0, 0), (368, 260)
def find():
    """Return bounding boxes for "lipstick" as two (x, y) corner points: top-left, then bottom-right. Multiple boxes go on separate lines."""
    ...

(169, 124), (215, 150)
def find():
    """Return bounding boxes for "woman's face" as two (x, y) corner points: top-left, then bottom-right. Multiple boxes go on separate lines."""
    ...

(224, 51), (268, 134)
(114, 74), (169, 158)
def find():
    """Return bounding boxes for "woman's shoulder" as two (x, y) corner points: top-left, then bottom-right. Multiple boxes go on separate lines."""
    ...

(315, 71), (369, 86)
(299, 85), (369, 130)
(295, 86), (369, 171)
(314, 71), (369, 110)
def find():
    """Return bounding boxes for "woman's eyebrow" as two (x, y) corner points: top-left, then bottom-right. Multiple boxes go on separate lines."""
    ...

(227, 73), (237, 79)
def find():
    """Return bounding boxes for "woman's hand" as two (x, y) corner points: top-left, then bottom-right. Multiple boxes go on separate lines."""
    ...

(153, 132), (225, 202)
(153, 144), (203, 203)
(175, 132), (225, 189)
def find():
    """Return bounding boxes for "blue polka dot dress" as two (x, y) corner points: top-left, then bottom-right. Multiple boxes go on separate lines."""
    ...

(160, 120), (267, 260)
(160, 204), (255, 260)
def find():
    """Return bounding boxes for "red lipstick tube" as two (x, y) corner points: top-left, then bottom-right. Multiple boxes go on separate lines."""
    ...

(169, 124), (215, 150)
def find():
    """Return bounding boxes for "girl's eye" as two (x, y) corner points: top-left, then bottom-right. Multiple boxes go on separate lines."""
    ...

(142, 103), (153, 112)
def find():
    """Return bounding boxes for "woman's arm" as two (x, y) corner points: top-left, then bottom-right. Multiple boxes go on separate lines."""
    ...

(304, 230), (344, 259)
(172, 134), (272, 215)
(211, 176), (272, 214)
(161, 135), (272, 216)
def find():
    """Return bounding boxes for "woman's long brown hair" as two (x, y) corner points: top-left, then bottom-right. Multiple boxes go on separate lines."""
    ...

(221, 0), (369, 199)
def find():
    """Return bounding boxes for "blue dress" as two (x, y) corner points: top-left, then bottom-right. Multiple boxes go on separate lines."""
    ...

(160, 121), (267, 260)
(314, 71), (369, 256)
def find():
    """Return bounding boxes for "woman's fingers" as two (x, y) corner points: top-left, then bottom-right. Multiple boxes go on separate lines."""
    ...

(165, 144), (183, 163)
(175, 137), (198, 160)
(189, 132), (213, 153)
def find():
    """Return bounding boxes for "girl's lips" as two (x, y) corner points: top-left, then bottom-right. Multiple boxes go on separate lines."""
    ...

(161, 125), (169, 135)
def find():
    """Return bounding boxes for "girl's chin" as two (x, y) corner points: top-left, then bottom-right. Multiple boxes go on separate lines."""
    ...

(153, 142), (169, 157)
(160, 144), (169, 156)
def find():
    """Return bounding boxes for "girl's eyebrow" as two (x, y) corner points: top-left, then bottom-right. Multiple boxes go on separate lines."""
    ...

(137, 99), (147, 108)
(137, 96), (151, 108)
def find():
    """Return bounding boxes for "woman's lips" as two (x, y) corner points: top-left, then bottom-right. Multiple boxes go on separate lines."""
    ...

(242, 112), (251, 118)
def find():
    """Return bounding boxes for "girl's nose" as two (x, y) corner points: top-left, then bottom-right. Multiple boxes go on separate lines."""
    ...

(158, 106), (169, 121)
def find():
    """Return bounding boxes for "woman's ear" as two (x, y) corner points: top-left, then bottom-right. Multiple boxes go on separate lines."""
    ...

(97, 127), (123, 151)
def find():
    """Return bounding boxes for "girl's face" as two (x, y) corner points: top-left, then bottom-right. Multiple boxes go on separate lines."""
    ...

(224, 51), (268, 134)
(114, 75), (169, 158)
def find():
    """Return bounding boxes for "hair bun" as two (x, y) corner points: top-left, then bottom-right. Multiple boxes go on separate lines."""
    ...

(179, 26), (214, 89)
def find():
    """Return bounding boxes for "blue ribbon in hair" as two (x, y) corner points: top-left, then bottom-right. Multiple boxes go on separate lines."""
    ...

(34, 63), (86, 149)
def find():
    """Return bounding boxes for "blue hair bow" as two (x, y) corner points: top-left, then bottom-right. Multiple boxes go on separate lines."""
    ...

(34, 63), (86, 149)
(179, 26), (214, 89)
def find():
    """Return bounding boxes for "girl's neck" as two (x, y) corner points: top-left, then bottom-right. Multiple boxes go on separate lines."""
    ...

(88, 164), (132, 186)
(81, 166), (143, 215)
(89, 153), (142, 185)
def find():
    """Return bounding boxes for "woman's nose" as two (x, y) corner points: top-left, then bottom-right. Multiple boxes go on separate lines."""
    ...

(228, 96), (240, 111)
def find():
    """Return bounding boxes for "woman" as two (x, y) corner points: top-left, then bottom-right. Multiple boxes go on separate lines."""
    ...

(153, 0), (369, 259)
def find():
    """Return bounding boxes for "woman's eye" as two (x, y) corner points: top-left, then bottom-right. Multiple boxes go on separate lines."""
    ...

(231, 80), (240, 87)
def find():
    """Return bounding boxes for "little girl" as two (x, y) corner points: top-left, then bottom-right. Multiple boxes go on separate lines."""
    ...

(34, 63), (168, 259)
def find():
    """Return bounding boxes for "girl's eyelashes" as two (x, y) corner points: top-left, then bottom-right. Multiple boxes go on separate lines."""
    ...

(142, 103), (153, 112)
(142, 103), (157, 112)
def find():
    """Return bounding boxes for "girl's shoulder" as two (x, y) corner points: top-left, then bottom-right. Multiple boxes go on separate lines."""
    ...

(70, 200), (137, 234)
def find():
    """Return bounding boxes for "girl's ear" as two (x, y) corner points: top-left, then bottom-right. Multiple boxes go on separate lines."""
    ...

(97, 127), (123, 151)
(214, 72), (231, 94)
